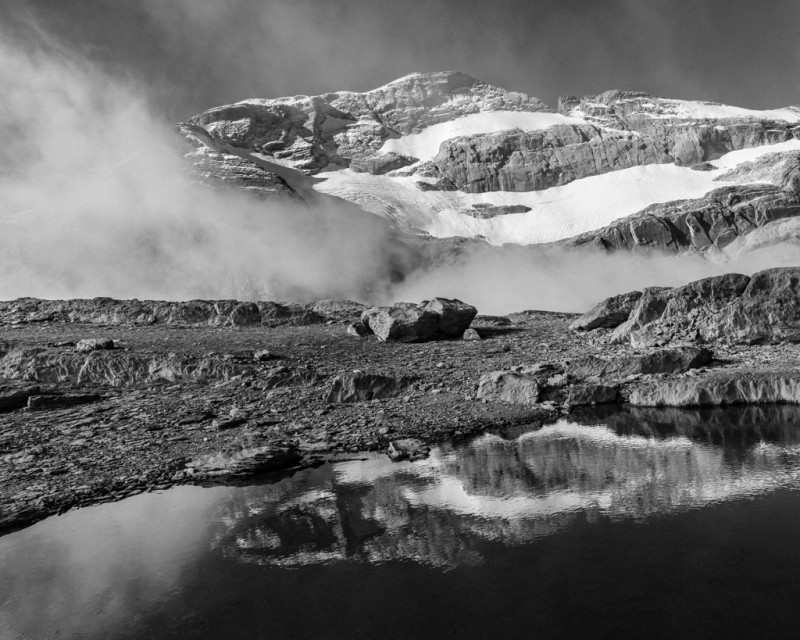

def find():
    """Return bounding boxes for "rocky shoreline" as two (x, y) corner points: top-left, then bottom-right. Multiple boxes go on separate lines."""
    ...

(5, 267), (800, 535)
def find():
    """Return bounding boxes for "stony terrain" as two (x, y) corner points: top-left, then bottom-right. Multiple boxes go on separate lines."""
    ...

(5, 270), (800, 535)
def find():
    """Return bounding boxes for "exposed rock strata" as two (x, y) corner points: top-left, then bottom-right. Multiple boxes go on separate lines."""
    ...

(628, 373), (800, 407)
(563, 182), (800, 253)
(574, 267), (800, 347)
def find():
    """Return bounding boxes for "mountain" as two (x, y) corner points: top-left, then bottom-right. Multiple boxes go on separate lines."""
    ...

(180, 71), (800, 257)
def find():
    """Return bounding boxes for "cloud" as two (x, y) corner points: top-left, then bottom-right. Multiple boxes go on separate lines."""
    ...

(0, 24), (411, 302)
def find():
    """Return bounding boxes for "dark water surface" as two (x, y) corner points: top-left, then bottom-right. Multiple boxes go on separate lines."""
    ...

(5, 406), (800, 639)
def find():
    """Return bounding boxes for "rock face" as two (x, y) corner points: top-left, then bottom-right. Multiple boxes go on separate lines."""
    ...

(578, 267), (800, 347)
(569, 291), (643, 331)
(628, 373), (800, 407)
(361, 298), (477, 342)
(186, 71), (548, 175)
(567, 347), (713, 380)
(181, 72), (800, 253)
(563, 182), (800, 254)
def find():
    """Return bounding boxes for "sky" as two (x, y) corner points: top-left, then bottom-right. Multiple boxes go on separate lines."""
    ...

(3, 0), (800, 120)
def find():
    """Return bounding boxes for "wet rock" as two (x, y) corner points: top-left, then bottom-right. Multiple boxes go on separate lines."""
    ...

(387, 438), (430, 462)
(325, 372), (411, 403)
(0, 384), (40, 411)
(346, 322), (370, 338)
(423, 297), (478, 336)
(567, 384), (619, 406)
(361, 303), (440, 343)
(570, 291), (643, 331)
(462, 328), (481, 341)
(628, 373), (800, 407)
(476, 369), (540, 404)
(187, 444), (301, 480)
(568, 347), (713, 380)
(75, 338), (115, 353)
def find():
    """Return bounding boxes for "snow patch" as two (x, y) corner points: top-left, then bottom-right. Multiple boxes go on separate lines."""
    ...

(708, 139), (800, 169)
(646, 99), (800, 123)
(379, 111), (586, 161)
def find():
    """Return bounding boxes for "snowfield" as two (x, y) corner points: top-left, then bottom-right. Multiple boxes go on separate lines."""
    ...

(314, 140), (800, 245)
(636, 99), (800, 123)
(378, 111), (587, 161)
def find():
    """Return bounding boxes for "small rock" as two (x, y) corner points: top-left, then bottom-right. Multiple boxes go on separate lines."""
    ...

(387, 438), (430, 462)
(75, 338), (115, 353)
(253, 350), (272, 362)
(462, 328), (481, 341)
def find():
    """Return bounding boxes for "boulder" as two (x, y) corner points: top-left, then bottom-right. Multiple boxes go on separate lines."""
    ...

(186, 444), (301, 480)
(569, 291), (643, 331)
(361, 303), (440, 343)
(324, 372), (411, 403)
(423, 298), (478, 336)
(75, 338), (115, 353)
(476, 369), (540, 404)
(387, 438), (430, 462)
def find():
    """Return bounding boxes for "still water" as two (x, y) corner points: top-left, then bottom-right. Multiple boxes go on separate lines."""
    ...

(4, 405), (800, 639)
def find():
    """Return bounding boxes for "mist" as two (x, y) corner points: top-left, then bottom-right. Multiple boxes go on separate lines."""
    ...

(389, 242), (800, 316)
(0, 32), (408, 303)
(3, 22), (800, 317)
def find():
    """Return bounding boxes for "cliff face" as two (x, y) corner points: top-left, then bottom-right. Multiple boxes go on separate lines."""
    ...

(182, 71), (800, 252)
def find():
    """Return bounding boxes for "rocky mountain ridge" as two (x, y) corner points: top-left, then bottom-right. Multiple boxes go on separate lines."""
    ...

(181, 71), (800, 254)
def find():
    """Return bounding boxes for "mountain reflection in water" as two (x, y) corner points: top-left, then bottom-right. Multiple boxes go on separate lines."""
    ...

(6, 405), (800, 640)
(211, 405), (800, 570)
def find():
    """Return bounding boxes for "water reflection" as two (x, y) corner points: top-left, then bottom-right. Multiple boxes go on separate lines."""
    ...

(6, 405), (800, 639)
(210, 406), (800, 570)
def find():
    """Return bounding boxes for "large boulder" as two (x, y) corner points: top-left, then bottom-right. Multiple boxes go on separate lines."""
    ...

(423, 298), (478, 336)
(361, 304), (440, 342)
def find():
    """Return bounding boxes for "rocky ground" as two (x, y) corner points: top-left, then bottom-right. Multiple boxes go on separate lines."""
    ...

(4, 270), (800, 536)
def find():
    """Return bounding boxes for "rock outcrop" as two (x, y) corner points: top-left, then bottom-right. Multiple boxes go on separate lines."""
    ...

(360, 297), (477, 342)
(0, 297), (349, 327)
(563, 182), (800, 254)
(627, 372), (800, 407)
(574, 267), (800, 347)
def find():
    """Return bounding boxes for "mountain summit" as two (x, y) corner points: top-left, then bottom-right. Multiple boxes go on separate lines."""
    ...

(182, 72), (800, 256)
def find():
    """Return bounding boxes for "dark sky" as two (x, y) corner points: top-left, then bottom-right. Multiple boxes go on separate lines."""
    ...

(4, 0), (800, 120)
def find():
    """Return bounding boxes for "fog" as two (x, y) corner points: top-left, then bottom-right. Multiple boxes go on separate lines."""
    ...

(0, 33), (409, 303)
(3, 26), (800, 316)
